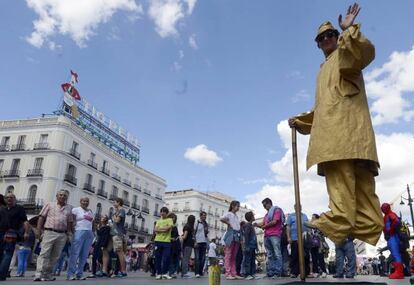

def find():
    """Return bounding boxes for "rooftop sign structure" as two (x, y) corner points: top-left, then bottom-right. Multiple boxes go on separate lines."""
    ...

(55, 70), (140, 165)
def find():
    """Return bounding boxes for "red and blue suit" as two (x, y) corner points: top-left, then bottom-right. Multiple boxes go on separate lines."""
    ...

(381, 203), (401, 263)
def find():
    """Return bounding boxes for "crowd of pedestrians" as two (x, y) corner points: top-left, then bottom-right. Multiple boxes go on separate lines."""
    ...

(0, 190), (411, 282)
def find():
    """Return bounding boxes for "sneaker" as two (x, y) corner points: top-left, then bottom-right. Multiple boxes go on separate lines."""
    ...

(195, 274), (201, 278)
(290, 274), (298, 278)
(68, 276), (77, 281)
(41, 277), (56, 281)
(171, 274), (177, 278)
(245, 275), (254, 280)
(87, 274), (96, 278)
(77, 276), (87, 280)
(235, 275), (244, 280)
(345, 275), (354, 279)
(333, 274), (344, 278)
(253, 275), (261, 280)
(115, 272), (126, 278)
(33, 276), (42, 282)
(121, 272), (128, 278)
(225, 276), (236, 280)
(182, 274), (192, 279)
(162, 274), (172, 280)
(321, 272), (327, 278)
(155, 275), (162, 280)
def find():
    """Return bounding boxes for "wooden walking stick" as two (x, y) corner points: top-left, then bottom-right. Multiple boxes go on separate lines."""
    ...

(291, 127), (306, 281)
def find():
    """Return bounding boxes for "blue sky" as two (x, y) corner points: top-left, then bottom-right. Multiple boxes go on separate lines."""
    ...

(1, 1), (414, 216)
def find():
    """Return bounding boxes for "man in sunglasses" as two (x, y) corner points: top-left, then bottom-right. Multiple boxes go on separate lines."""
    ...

(288, 3), (383, 247)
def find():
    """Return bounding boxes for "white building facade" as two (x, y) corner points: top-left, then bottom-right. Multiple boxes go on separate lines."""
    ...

(165, 189), (251, 239)
(0, 115), (166, 243)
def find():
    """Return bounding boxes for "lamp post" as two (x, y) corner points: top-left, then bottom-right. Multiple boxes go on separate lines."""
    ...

(399, 184), (414, 229)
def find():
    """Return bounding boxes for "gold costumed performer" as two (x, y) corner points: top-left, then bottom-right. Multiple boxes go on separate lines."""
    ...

(288, 3), (383, 246)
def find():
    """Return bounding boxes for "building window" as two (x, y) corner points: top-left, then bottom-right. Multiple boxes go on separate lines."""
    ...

(66, 164), (76, 176)
(11, 159), (20, 171)
(17, 135), (26, 145)
(96, 203), (102, 216)
(99, 180), (105, 190)
(34, 158), (43, 169)
(185, 202), (190, 211)
(109, 207), (114, 217)
(0, 160), (3, 171)
(155, 203), (159, 213)
(1, 136), (10, 146)
(123, 191), (128, 200)
(6, 185), (14, 194)
(40, 134), (48, 143)
(90, 152), (96, 162)
(112, 186), (118, 197)
(28, 185), (37, 202)
(86, 174), (93, 185)
(71, 141), (79, 151)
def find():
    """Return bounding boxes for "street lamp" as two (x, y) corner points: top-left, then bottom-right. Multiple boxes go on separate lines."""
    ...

(399, 184), (414, 229)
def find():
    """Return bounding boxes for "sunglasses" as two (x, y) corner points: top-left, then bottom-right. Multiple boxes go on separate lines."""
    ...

(316, 30), (337, 43)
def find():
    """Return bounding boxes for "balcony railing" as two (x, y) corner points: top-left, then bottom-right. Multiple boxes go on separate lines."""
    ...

(0, 145), (10, 152)
(124, 200), (130, 207)
(139, 227), (149, 234)
(3, 169), (20, 178)
(11, 144), (26, 151)
(27, 169), (44, 177)
(123, 179), (131, 187)
(83, 183), (95, 193)
(64, 174), (77, 185)
(132, 203), (140, 210)
(109, 194), (118, 201)
(172, 208), (179, 212)
(97, 189), (108, 198)
(68, 148), (80, 160)
(133, 184), (142, 192)
(183, 207), (191, 212)
(142, 206), (150, 214)
(87, 159), (97, 169)
(34, 143), (49, 150)
(143, 189), (151, 196)
(101, 166), (110, 176)
(112, 174), (121, 181)
(155, 194), (163, 200)
(17, 198), (44, 216)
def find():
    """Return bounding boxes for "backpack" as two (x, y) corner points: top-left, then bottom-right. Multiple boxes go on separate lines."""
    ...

(268, 206), (285, 225)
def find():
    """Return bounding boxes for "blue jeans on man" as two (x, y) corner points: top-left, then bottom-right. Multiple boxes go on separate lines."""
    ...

(154, 242), (171, 275)
(194, 242), (207, 276)
(335, 239), (356, 277)
(67, 230), (94, 279)
(243, 248), (256, 277)
(264, 235), (282, 277)
(16, 248), (31, 276)
(0, 232), (16, 281)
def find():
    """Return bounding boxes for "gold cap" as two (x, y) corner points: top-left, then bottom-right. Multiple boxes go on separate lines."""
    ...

(315, 21), (338, 41)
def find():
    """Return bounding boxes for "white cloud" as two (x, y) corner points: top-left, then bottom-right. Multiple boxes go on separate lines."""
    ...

(148, 0), (196, 38)
(189, 34), (198, 49)
(292, 89), (311, 103)
(366, 46), (414, 125)
(25, 0), (142, 48)
(184, 144), (223, 167)
(173, 61), (182, 71)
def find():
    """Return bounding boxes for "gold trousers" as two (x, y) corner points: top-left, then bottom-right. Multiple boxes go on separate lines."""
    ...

(313, 160), (384, 246)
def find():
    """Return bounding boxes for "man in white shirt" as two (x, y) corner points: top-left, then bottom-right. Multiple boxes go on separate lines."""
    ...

(194, 211), (209, 278)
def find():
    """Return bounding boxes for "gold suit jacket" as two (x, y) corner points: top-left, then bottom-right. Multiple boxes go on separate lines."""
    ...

(295, 24), (379, 176)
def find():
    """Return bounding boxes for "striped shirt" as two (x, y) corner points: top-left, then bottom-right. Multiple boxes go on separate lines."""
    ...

(40, 202), (73, 231)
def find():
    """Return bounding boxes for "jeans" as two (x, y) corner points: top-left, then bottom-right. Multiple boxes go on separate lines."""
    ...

(194, 243), (207, 276)
(67, 230), (94, 278)
(168, 252), (180, 275)
(281, 244), (289, 275)
(54, 247), (69, 274)
(16, 248), (31, 275)
(181, 246), (192, 276)
(335, 239), (356, 276)
(264, 235), (282, 276)
(154, 242), (171, 275)
(243, 248), (256, 277)
(0, 233), (16, 281)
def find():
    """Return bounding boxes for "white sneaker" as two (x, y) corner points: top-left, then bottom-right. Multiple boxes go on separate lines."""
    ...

(321, 272), (327, 278)
(162, 274), (172, 280)
(245, 275), (254, 280)
(155, 275), (162, 280)
(253, 275), (261, 280)
(226, 276), (236, 280)
(195, 274), (200, 278)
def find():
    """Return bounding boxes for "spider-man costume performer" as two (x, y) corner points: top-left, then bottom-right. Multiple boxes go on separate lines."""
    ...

(381, 203), (404, 279)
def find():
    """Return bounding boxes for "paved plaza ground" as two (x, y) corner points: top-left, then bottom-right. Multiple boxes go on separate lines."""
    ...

(5, 271), (410, 285)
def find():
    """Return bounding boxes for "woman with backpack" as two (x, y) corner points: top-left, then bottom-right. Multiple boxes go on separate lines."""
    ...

(309, 214), (327, 278)
(220, 200), (243, 280)
(181, 215), (195, 278)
